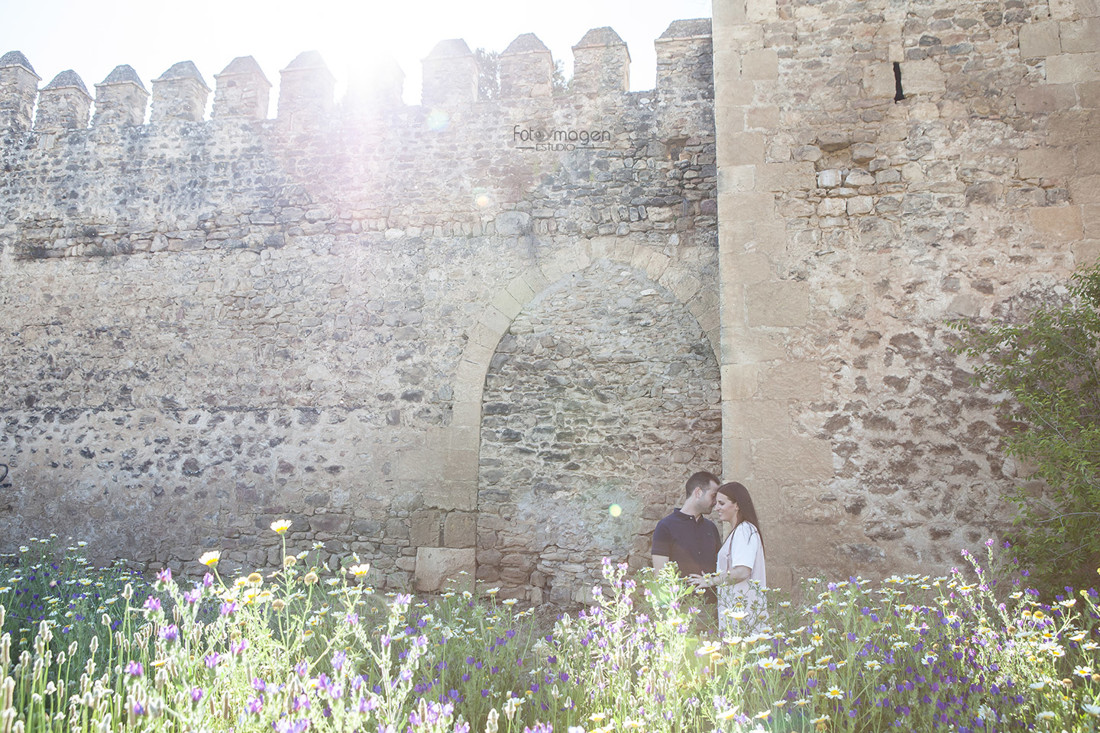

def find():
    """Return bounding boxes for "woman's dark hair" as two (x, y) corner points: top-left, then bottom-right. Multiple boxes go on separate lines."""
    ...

(718, 481), (765, 554)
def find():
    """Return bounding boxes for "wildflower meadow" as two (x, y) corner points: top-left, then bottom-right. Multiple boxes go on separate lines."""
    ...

(1, 527), (1098, 732)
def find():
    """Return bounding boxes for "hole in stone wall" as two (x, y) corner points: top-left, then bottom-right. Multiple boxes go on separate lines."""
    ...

(666, 136), (689, 161)
(893, 62), (905, 102)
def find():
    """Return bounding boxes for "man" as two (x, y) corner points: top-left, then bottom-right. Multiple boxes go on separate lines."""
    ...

(651, 471), (721, 578)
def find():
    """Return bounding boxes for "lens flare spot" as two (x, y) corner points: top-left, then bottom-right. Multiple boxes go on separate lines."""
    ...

(426, 109), (450, 132)
(475, 193), (490, 208)
(609, 504), (622, 518)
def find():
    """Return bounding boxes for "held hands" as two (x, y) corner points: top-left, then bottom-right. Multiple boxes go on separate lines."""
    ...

(689, 573), (717, 589)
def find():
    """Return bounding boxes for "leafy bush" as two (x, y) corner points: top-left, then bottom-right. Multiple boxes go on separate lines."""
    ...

(951, 260), (1100, 593)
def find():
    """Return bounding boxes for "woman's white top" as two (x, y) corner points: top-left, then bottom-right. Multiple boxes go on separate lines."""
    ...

(717, 521), (767, 632)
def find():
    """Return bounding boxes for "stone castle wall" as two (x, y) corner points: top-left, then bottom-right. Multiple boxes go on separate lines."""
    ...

(714, 0), (1098, 588)
(0, 24), (719, 602)
(3, 0), (1096, 599)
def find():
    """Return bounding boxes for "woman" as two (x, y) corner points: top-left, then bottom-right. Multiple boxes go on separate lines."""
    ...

(692, 481), (767, 633)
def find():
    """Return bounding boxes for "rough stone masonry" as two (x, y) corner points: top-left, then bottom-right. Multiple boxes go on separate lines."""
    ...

(1, 0), (1096, 600)
(0, 23), (719, 603)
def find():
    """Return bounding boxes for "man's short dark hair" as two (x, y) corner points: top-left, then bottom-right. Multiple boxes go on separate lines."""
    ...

(685, 471), (720, 498)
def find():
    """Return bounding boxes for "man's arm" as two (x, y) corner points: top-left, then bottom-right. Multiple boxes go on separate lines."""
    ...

(652, 554), (670, 571)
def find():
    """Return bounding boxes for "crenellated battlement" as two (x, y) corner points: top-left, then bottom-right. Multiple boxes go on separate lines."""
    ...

(0, 21), (712, 136)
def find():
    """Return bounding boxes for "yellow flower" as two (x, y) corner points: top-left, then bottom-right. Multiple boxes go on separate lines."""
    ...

(348, 564), (371, 578)
(199, 551), (220, 568)
(304, 572), (319, 585)
(272, 599), (286, 611)
(755, 710), (771, 720)
(825, 686), (845, 700)
(271, 520), (292, 534)
(247, 572), (263, 586)
(718, 707), (740, 721)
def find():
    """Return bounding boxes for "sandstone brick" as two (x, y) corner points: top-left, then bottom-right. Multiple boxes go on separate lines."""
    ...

(901, 59), (946, 95)
(758, 360), (823, 401)
(1080, 81), (1100, 108)
(757, 162), (815, 192)
(1076, 140), (1100, 174)
(444, 511), (477, 548)
(720, 132), (766, 166)
(727, 251), (774, 284)
(745, 281), (810, 326)
(863, 63), (897, 99)
(1029, 205), (1084, 240)
(1060, 18), (1100, 53)
(1083, 203), (1100, 233)
(724, 399), (791, 441)
(718, 165), (755, 193)
(741, 49), (779, 80)
(1018, 146), (1076, 179)
(746, 0), (778, 22)
(1073, 239), (1100, 265)
(415, 547), (475, 592)
(1018, 21), (1062, 58)
(1047, 52), (1100, 84)
(1070, 174), (1100, 203)
(721, 363), (761, 400)
(746, 104), (780, 130)
(1014, 83), (1077, 114)
(753, 436), (834, 482)
(410, 509), (442, 547)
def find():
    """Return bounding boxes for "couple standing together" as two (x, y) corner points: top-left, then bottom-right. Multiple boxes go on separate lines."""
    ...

(650, 471), (767, 633)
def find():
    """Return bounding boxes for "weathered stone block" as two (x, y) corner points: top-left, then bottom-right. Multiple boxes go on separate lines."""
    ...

(1080, 80), (1100, 108)
(1029, 205), (1084, 240)
(1018, 146), (1076, 179)
(1019, 21), (1062, 58)
(902, 59), (946, 95)
(721, 363), (761, 400)
(745, 281), (810, 327)
(721, 132), (766, 165)
(741, 49), (778, 80)
(444, 511), (477, 548)
(754, 436), (833, 482)
(1015, 83), (1078, 113)
(758, 361), (822, 401)
(863, 63), (896, 99)
(1060, 18), (1100, 53)
(719, 165), (756, 193)
(724, 399), (790, 441)
(757, 162), (815, 192)
(1047, 52), (1100, 84)
(410, 510), (441, 547)
(415, 547), (475, 592)
(1070, 174), (1100, 204)
(1073, 239), (1100, 266)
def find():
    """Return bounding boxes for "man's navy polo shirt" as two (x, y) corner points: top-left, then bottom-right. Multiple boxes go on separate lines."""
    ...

(651, 508), (721, 577)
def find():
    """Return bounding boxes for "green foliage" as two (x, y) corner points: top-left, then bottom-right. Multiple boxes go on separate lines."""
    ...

(951, 261), (1100, 592)
(1, 534), (1100, 731)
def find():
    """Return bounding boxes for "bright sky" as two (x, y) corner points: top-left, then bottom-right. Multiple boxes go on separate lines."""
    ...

(0, 0), (712, 113)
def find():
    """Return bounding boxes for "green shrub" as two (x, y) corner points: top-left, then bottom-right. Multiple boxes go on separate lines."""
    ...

(951, 260), (1100, 594)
